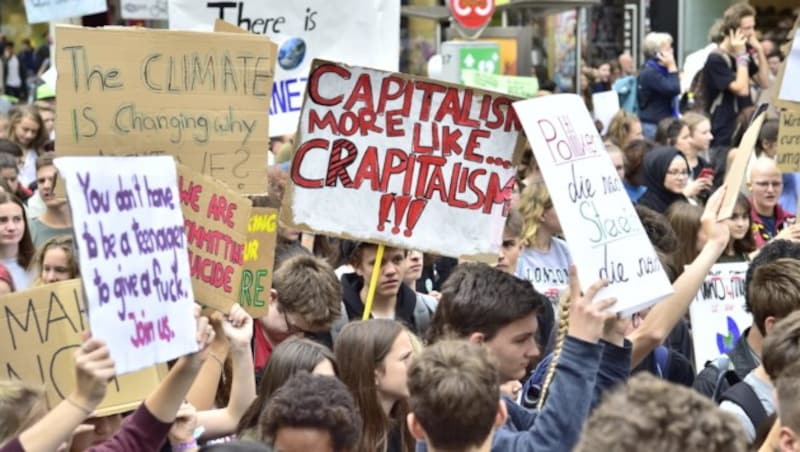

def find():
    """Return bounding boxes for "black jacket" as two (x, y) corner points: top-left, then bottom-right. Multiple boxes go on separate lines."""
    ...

(340, 272), (422, 335)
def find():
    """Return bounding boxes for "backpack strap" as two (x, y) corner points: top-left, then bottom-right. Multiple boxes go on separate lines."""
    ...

(653, 345), (669, 379)
(708, 50), (736, 117)
(720, 382), (769, 432)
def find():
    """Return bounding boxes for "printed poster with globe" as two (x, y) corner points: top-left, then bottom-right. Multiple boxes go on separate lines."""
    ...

(169, 0), (401, 136)
(689, 262), (753, 370)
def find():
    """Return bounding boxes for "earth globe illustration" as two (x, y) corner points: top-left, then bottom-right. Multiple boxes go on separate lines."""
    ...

(278, 37), (307, 70)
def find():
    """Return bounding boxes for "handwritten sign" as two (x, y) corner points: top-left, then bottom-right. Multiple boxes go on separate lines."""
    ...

(25, 0), (106, 24)
(282, 60), (522, 258)
(54, 156), (197, 374)
(239, 207), (278, 317)
(592, 90), (621, 135)
(168, 0), (400, 137)
(55, 25), (276, 193)
(778, 29), (800, 105)
(514, 94), (673, 315)
(0, 280), (168, 416)
(777, 110), (800, 173)
(178, 165), (252, 312)
(720, 112), (766, 220)
(690, 262), (752, 370)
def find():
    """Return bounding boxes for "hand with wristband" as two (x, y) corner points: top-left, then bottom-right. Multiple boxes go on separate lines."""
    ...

(168, 402), (200, 452)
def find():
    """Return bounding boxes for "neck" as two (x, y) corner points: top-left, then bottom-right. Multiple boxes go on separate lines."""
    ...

(754, 365), (771, 385)
(755, 204), (774, 217)
(725, 242), (736, 256)
(531, 229), (552, 251)
(0, 243), (17, 260)
(429, 435), (494, 452)
(360, 286), (396, 318)
(378, 394), (395, 417)
(41, 205), (71, 227)
(746, 327), (764, 359)
(684, 148), (699, 162)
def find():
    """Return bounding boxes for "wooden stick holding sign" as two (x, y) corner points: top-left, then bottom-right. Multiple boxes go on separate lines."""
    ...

(362, 243), (386, 320)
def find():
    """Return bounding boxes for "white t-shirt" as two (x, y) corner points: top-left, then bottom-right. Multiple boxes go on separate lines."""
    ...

(515, 237), (573, 305)
(2, 257), (32, 291)
(5, 56), (22, 88)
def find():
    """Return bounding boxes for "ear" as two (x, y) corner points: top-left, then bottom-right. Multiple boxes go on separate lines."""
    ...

(495, 399), (509, 428)
(468, 332), (486, 345)
(407, 413), (427, 441)
(779, 426), (798, 452)
(270, 289), (279, 304)
(765, 316), (778, 336)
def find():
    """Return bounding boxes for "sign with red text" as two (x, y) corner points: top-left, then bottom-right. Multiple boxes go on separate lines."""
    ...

(283, 60), (522, 258)
(690, 262), (752, 370)
(55, 25), (275, 193)
(178, 165), (252, 312)
(54, 156), (197, 374)
(0, 280), (168, 416)
(239, 207), (278, 318)
(514, 94), (673, 315)
(169, 0), (400, 137)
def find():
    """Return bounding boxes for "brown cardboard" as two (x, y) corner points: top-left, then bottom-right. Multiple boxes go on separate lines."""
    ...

(55, 25), (276, 193)
(178, 164), (253, 312)
(0, 280), (167, 417)
(776, 109), (800, 172)
(718, 111), (767, 220)
(239, 207), (278, 318)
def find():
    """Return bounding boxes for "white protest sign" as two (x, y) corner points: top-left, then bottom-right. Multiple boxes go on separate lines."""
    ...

(169, 0), (400, 137)
(121, 0), (168, 20)
(689, 262), (752, 371)
(514, 94), (673, 315)
(779, 29), (800, 104)
(53, 156), (197, 374)
(24, 0), (106, 24)
(592, 90), (620, 135)
(282, 60), (521, 258)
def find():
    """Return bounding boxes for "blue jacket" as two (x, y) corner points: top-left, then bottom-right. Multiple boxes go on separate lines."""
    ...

(637, 60), (680, 124)
(613, 75), (638, 114)
(416, 337), (632, 452)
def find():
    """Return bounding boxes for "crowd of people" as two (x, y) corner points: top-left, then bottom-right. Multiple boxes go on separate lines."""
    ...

(1, 2), (800, 451)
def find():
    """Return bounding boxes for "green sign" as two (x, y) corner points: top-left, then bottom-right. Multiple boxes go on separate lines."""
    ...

(461, 69), (539, 98)
(459, 47), (500, 81)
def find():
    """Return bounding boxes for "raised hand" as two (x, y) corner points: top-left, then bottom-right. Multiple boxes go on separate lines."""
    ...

(71, 336), (116, 412)
(221, 303), (254, 350)
(566, 265), (619, 344)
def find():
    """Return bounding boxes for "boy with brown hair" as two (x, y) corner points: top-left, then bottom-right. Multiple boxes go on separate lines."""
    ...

(774, 362), (800, 452)
(253, 254), (342, 373)
(407, 340), (506, 452)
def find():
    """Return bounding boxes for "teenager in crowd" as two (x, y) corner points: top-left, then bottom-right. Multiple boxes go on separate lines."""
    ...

(605, 110), (643, 150)
(403, 250), (423, 289)
(682, 112), (715, 168)
(666, 202), (704, 278)
(0, 154), (30, 203)
(31, 235), (77, 285)
(637, 147), (690, 214)
(238, 338), (337, 439)
(775, 363), (800, 452)
(748, 157), (798, 248)
(0, 191), (33, 290)
(335, 319), (416, 452)
(257, 373), (361, 452)
(719, 194), (757, 263)
(654, 117), (690, 150)
(7, 105), (46, 187)
(622, 139), (654, 202)
(28, 155), (72, 247)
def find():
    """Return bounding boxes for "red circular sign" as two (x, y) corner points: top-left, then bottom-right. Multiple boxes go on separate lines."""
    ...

(449, 0), (496, 30)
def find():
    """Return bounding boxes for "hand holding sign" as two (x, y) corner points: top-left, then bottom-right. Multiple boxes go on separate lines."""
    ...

(71, 337), (117, 414)
(222, 304), (254, 351)
(566, 266), (618, 344)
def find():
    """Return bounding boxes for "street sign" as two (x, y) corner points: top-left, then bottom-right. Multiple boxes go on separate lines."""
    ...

(449, 0), (495, 37)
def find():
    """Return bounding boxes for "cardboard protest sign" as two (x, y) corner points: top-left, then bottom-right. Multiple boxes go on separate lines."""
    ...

(282, 60), (523, 258)
(514, 94), (673, 315)
(55, 25), (275, 193)
(777, 109), (800, 173)
(25, 0), (106, 24)
(178, 165), (252, 312)
(54, 156), (197, 374)
(461, 70), (539, 98)
(0, 280), (168, 416)
(121, 0), (168, 20)
(689, 262), (752, 371)
(169, 0), (400, 137)
(239, 207), (279, 317)
(718, 111), (766, 220)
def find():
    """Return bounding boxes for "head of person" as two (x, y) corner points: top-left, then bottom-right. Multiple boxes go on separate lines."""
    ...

(518, 182), (559, 245)
(8, 105), (46, 150)
(32, 102), (55, 139)
(607, 144), (625, 181)
(747, 156), (783, 216)
(682, 112), (714, 152)
(0, 154), (20, 195)
(403, 250), (424, 287)
(642, 147), (690, 202)
(0, 191), (34, 268)
(334, 319), (415, 452)
(407, 340), (506, 452)
(606, 111), (643, 150)
(655, 118), (691, 153)
(756, 118), (780, 159)
(574, 373), (747, 452)
(69, 414), (125, 451)
(596, 62), (611, 82)
(775, 362), (800, 452)
(346, 242), (407, 300)
(767, 50), (784, 77)
(36, 154), (65, 209)
(33, 235), (79, 285)
(747, 258), (800, 338)
(642, 32), (673, 62)
(622, 139), (654, 186)
(427, 263), (545, 381)
(0, 138), (23, 163)
(496, 209), (524, 273)
(721, 2), (757, 41)
(238, 338), (338, 437)
(666, 202), (704, 276)
(257, 373), (360, 452)
(259, 255), (341, 346)
(0, 380), (47, 445)
(618, 52), (634, 75)
(762, 310), (800, 383)
(727, 194), (757, 256)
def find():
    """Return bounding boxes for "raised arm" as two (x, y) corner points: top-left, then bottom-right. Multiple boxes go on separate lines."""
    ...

(185, 310), (230, 411)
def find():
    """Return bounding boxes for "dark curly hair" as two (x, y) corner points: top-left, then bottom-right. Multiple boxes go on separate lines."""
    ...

(258, 373), (361, 451)
(634, 204), (678, 254)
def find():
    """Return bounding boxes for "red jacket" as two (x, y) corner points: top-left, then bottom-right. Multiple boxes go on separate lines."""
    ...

(750, 200), (794, 248)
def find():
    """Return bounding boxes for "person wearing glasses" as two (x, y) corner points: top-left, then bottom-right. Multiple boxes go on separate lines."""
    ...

(747, 156), (799, 249)
(637, 147), (691, 214)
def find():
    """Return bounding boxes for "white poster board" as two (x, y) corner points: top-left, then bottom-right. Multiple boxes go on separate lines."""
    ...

(592, 90), (620, 135)
(689, 262), (752, 371)
(779, 29), (800, 104)
(24, 0), (106, 24)
(169, 0), (400, 137)
(282, 60), (521, 258)
(53, 156), (197, 374)
(514, 94), (673, 315)
(121, 0), (168, 20)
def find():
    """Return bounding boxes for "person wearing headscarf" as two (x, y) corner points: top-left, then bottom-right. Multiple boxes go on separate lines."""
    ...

(637, 147), (690, 214)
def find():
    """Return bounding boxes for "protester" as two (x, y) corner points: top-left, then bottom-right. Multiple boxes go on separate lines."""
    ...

(2, 43), (25, 101)
(0, 153), (31, 203)
(774, 363), (800, 452)
(0, 191), (33, 290)
(31, 235), (78, 285)
(719, 194), (758, 262)
(637, 147), (690, 214)
(403, 250), (424, 290)
(7, 105), (46, 187)
(335, 319), (416, 452)
(605, 111), (643, 150)
(591, 62), (612, 93)
(666, 202), (704, 278)
(622, 139), (654, 202)
(748, 157), (797, 248)
(495, 209), (524, 274)
(682, 112), (714, 174)
(28, 155), (73, 248)
(637, 32), (680, 138)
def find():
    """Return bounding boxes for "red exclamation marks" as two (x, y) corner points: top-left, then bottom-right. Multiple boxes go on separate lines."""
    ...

(404, 199), (427, 237)
(377, 194), (394, 232)
(392, 196), (411, 234)
(376, 195), (428, 237)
